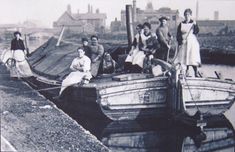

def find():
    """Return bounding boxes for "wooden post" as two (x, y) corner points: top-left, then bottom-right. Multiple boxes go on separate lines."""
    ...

(126, 5), (134, 50)
(56, 26), (65, 46)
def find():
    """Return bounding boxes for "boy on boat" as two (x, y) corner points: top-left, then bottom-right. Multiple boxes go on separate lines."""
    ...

(81, 37), (91, 59)
(59, 47), (92, 95)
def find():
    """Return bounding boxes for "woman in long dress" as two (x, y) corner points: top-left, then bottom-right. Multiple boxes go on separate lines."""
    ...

(174, 8), (201, 77)
(3, 31), (33, 78)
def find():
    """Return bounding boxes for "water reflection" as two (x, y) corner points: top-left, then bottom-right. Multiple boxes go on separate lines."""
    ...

(182, 127), (235, 152)
(58, 103), (235, 152)
(100, 121), (234, 152)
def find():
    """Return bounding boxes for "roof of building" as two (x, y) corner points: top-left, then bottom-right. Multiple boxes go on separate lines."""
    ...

(54, 11), (106, 27)
(121, 7), (178, 14)
(73, 13), (107, 20)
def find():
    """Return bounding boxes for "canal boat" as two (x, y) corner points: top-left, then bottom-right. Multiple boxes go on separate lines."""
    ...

(25, 37), (172, 121)
(169, 67), (235, 127)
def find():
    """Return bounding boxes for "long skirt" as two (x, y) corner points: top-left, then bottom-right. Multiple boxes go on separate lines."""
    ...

(132, 51), (146, 68)
(125, 48), (139, 63)
(125, 48), (146, 68)
(91, 60), (101, 77)
(59, 71), (92, 95)
(1, 49), (33, 78)
(174, 35), (201, 67)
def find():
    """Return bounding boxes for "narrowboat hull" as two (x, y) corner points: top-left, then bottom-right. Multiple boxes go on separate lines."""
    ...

(26, 73), (169, 121)
(171, 76), (235, 127)
(179, 77), (235, 116)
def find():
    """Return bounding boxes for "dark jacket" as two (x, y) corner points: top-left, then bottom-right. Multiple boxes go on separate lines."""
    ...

(11, 38), (25, 50)
(176, 19), (199, 45)
(82, 45), (92, 59)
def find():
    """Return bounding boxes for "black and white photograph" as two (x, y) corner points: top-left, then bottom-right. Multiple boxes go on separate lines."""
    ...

(0, 0), (235, 151)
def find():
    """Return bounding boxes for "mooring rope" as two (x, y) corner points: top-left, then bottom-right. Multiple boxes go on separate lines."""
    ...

(183, 74), (200, 112)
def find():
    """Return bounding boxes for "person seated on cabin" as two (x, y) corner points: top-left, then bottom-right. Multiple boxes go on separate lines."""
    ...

(81, 37), (92, 59)
(141, 22), (160, 73)
(126, 22), (159, 73)
(90, 35), (104, 77)
(124, 24), (143, 73)
(102, 52), (117, 74)
(59, 47), (92, 95)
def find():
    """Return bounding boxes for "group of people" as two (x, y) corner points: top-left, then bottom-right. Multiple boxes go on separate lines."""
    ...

(60, 35), (115, 95)
(125, 8), (201, 77)
(2, 8), (201, 96)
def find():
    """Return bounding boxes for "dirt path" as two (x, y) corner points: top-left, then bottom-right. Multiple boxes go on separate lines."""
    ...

(0, 65), (109, 152)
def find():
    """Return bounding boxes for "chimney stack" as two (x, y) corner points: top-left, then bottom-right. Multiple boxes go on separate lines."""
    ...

(214, 11), (219, 20)
(67, 4), (71, 15)
(91, 5), (93, 13)
(196, 0), (199, 20)
(88, 4), (90, 13)
(132, 0), (137, 22)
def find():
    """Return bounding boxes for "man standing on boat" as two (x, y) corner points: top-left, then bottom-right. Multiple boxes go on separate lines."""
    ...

(174, 9), (201, 77)
(8, 31), (33, 79)
(59, 47), (92, 95)
(90, 35), (104, 77)
(156, 16), (172, 61)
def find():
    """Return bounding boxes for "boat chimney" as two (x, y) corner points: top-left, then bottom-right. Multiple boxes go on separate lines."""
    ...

(126, 5), (134, 48)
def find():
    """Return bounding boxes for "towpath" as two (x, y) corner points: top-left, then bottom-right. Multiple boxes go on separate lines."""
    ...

(0, 64), (109, 152)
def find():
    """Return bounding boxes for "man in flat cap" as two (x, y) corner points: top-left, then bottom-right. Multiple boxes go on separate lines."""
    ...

(156, 16), (173, 62)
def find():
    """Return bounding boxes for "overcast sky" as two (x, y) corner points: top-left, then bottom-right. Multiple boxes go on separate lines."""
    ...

(0, 0), (235, 27)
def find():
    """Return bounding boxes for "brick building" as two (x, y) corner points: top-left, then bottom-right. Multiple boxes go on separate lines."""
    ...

(53, 4), (107, 34)
(118, 1), (180, 32)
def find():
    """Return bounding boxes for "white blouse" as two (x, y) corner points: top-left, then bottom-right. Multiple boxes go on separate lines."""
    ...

(70, 55), (91, 72)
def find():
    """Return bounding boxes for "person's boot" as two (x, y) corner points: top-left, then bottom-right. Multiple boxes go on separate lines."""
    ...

(193, 66), (199, 77)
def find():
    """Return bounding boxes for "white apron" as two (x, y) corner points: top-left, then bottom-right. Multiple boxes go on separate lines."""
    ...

(125, 33), (151, 68)
(59, 71), (92, 95)
(1, 49), (33, 78)
(174, 23), (201, 67)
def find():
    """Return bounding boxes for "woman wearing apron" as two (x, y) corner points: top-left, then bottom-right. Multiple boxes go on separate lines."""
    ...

(9, 31), (33, 78)
(175, 9), (201, 77)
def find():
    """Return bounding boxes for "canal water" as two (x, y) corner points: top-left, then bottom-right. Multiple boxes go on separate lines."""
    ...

(0, 40), (235, 152)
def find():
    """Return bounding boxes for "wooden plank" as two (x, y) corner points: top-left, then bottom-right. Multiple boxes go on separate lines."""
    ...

(112, 74), (154, 81)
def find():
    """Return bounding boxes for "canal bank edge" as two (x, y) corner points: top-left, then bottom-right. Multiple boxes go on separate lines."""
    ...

(0, 65), (109, 152)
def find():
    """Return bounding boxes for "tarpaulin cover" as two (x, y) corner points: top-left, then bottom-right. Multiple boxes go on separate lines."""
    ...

(28, 37), (80, 81)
